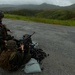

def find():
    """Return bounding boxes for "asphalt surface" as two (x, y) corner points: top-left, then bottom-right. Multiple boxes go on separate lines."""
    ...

(1, 18), (75, 75)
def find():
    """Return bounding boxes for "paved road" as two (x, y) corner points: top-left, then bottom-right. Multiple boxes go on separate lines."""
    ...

(1, 18), (75, 75)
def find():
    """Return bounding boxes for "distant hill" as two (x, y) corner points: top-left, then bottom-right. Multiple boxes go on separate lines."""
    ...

(0, 3), (61, 11)
(63, 4), (75, 10)
(0, 3), (75, 11)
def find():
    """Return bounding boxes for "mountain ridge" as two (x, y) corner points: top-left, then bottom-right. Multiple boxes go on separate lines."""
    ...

(0, 3), (75, 11)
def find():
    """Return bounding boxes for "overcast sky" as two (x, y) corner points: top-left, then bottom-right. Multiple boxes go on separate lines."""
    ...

(0, 0), (74, 6)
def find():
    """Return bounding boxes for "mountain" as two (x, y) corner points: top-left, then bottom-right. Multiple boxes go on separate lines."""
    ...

(0, 3), (75, 11)
(63, 4), (75, 10)
(0, 3), (61, 11)
(38, 3), (60, 10)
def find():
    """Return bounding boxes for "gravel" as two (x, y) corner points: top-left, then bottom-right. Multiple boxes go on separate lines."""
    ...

(1, 18), (75, 75)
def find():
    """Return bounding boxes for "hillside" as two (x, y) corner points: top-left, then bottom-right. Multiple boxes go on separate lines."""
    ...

(63, 4), (75, 10)
(1, 3), (75, 20)
(0, 3), (62, 11)
(0, 3), (75, 11)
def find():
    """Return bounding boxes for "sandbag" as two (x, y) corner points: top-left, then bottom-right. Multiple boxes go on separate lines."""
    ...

(23, 58), (41, 73)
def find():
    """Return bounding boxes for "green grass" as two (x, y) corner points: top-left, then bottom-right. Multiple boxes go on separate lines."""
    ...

(5, 14), (75, 26)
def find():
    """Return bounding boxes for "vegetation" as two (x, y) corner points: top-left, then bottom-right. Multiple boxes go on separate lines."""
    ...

(5, 14), (75, 26)
(4, 9), (75, 26)
(0, 3), (75, 26)
(5, 9), (75, 20)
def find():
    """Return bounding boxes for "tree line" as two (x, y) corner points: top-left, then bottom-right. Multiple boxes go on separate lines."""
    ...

(5, 9), (75, 20)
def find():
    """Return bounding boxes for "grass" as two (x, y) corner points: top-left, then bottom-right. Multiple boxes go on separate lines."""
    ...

(5, 14), (75, 26)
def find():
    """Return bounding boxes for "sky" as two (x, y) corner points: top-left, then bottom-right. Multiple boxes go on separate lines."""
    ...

(0, 0), (74, 6)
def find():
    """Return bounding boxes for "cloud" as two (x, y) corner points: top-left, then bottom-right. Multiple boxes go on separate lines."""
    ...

(51, 0), (72, 6)
(0, 0), (74, 6)
(70, 0), (75, 3)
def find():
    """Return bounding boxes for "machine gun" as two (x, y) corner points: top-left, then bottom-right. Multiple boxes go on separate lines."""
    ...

(23, 32), (35, 44)
(18, 32), (35, 51)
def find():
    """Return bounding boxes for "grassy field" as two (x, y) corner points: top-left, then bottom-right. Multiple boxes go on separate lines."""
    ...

(5, 14), (75, 26)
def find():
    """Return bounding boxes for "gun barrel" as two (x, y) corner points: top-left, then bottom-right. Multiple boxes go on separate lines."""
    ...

(31, 32), (35, 36)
